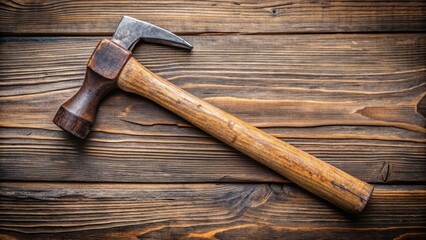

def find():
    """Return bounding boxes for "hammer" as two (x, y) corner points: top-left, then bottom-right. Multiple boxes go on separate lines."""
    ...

(53, 16), (373, 214)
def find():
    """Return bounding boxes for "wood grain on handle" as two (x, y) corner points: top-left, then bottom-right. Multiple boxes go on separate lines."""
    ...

(118, 57), (374, 214)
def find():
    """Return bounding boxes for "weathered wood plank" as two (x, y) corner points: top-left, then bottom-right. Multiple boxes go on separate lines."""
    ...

(0, 34), (425, 183)
(0, 183), (425, 239)
(1, 0), (425, 35)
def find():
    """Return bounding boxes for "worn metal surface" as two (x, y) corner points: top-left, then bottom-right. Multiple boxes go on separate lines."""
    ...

(111, 16), (192, 51)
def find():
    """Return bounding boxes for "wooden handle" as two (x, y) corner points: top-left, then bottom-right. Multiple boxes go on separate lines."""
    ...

(118, 57), (374, 214)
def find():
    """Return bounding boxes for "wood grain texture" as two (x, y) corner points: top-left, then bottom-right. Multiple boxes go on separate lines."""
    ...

(1, 34), (425, 183)
(1, 0), (425, 35)
(0, 182), (425, 239)
(1, 0), (425, 238)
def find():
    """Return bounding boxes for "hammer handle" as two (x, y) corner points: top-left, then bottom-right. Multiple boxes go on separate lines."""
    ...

(118, 57), (374, 214)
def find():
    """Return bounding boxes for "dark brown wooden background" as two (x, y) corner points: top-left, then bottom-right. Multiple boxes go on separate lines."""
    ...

(1, 1), (425, 239)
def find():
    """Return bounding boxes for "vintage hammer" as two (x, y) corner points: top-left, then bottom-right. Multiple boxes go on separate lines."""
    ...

(53, 16), (374, 214)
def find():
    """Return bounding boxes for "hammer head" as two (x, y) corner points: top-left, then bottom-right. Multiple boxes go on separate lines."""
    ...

(112, 16), (192, 51)
(53, 16), (192, 138)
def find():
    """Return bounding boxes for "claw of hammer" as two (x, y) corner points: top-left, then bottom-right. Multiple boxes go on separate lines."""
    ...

(112, 16), (193, 51)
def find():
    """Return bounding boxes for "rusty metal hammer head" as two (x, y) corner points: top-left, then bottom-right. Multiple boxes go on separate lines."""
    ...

(112, 16), (192, 51)
(53, 16), (192, 138)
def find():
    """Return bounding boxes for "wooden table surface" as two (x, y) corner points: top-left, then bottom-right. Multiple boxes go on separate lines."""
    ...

(1, 1), (425, 239)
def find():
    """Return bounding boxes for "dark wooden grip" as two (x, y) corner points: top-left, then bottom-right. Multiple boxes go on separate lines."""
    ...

(117, 57), (374, 214)
(53, 68), (117, 138)
(53, 39), (131, 138)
